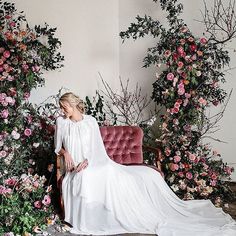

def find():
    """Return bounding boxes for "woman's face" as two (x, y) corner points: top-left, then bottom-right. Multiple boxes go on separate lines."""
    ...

(59, 101), (75, 118)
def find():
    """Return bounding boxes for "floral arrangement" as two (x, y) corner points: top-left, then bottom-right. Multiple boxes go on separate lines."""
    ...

(0, 1), (63, 234)
(0, 174), (54, 235)
(120, 0), (235, 203)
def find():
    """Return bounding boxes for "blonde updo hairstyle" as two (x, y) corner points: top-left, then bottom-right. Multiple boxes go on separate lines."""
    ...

(59, 92), (85, 114)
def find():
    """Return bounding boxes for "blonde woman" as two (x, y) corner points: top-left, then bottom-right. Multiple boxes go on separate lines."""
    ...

(54, 92), (236, 236)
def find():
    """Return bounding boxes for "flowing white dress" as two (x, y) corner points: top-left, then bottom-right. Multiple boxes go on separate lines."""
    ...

(54, 114), (236, 236)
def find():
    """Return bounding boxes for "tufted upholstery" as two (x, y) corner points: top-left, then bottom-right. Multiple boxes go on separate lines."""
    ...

(99, 126), (143, 164)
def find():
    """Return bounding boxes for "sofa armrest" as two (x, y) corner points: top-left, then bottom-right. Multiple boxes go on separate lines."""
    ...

(142, 145), (163, 173)
(56, 154), (66, 188)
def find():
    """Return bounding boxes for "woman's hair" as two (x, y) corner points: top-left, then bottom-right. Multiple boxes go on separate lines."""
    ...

(59, 92), (85, 114)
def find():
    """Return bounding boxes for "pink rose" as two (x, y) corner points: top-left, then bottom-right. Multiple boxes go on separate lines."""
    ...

(177, 46), (184, 56)
(189, 153), (196, 161)
(165, 148), (171, 156)
(178, 171), (184, 177)
(180, 38), (186, 45)
(177, 61), (184, 68)
(210, 180), (217, 186)
(188, 37), (194, 42)
(0, 150), (7, 158)
(200, 38), (207, 44)
(167, 73), (174, 81)
(190, 44), (197, 51)
(186, 172), (193, 180)
(170, 163), (179, 171)
(174, 155), (181, 163)
(164, 50), (171, 57)
(24, 128), (32, 137)
(178, 87), (185, 96)
(3, 50), (10, 58)
(180, 26), (188, 33)
(185, 93), (191, 99)
(211, 173), (218, 180)
(172, 53), (178, 61)
(198, 97), (207, 106)
(1, 109), (9, 118)
(4, 178), (17, 186)
(34, 201), (42, 209)
(224, 166), (232, 175)
(42, 195), (51, 206)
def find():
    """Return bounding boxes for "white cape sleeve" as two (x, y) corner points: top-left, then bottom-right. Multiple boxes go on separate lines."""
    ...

(54, 117), (63, 155)
(87, 116), (112, 167)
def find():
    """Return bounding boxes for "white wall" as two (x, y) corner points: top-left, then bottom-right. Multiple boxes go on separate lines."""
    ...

(10, 0), (236, 180)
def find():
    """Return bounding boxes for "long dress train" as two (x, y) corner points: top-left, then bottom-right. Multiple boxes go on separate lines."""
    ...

(54, 114), (236, 236)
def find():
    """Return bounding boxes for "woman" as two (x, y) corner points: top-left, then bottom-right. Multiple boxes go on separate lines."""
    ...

(54, 92), (236, 236)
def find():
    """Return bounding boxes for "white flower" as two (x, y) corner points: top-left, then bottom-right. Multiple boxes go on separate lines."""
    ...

(171, 184), (179, 192)
(33, 142), (40, 148)
(196, 70), (202, 77)
(147, 116), (157, 126)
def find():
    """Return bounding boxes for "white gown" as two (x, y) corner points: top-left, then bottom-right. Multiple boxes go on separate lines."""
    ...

(54, 114), (236, 236)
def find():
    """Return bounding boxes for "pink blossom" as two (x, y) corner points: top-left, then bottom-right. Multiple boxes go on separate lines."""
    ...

(22, 64), (29, 71)
(23, 92), (30, 99)
(0, 93), (7, 102)
(198, 97), (207, 106)
(186, 172), (193, 179)
(200, 172), (208, 176)
(170, 163), (179, 171)
(188, 37), (194, 42)
(180, 38), (186, 45)
(178, 88), (185, 96)
(42, 195), (51, 206)
(190, 44), (197, 51)
(200, 38), (207, 44)
(34, 200), (42, 209)
(172, 53), (178, 61)
(177, 61), (184, 68)
(173, 77), (178, 87)
(174, 155), (181, 163)
(167, 73), (174, 81)
(180, 26), (188, 33)
(191, 54), (197, 61)
(164, 50), (171, 57)
(174, 102), (180, 108)
(178, 172), (184, 177)
(165, 148), (171, 156)
(7, 76), (15, 81)
(0, 150), (7, 158)
(9, 21), (16, 27)
(177, 46), (184, 55)
(211, 173), (218, 180)
(4, 178), (17, 186)
(203, 163), (209, 170)
(3, 50), (10, 58)
(210, 180), (217, 186)
(183, 99), (189, 107)
(24, 128), (32, 137)
(1, 109), (9, 118)
(173, 119), (179, 125)
(185, 93), (191, 99)
(188, 153), (196, 161)
(224, 166), (232, 175)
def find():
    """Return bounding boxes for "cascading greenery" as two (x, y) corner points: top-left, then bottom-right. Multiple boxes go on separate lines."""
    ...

(120, 0), (234, 203)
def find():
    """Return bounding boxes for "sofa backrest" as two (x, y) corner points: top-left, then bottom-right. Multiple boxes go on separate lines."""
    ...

(99, 126), (143, 164)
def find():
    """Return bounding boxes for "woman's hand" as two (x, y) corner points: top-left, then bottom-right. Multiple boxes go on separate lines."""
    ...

(63, 150), (75, 172)
(75, 159), (88, 173)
